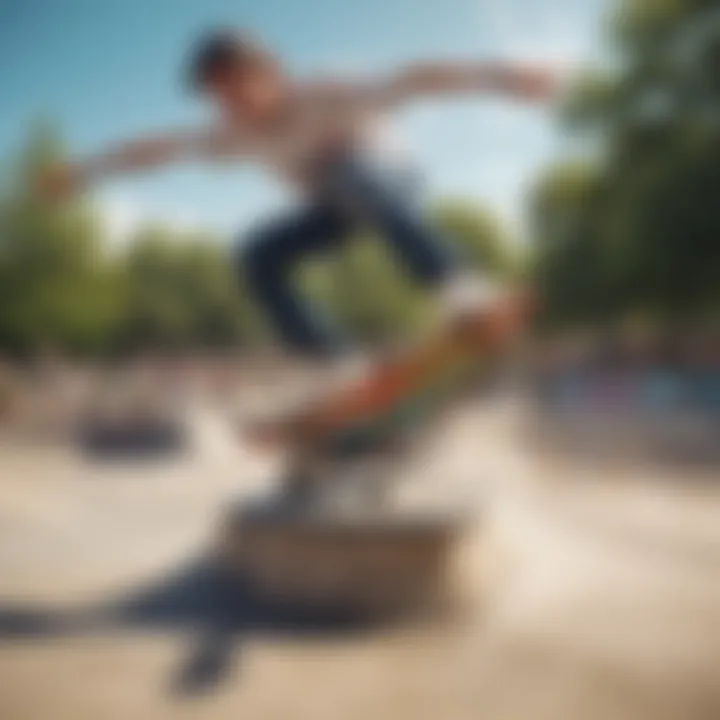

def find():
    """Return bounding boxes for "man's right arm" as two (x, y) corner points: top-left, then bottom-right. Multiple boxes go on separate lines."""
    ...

(42, 127), (241, 199)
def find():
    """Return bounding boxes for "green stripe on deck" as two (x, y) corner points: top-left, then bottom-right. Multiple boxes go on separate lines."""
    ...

(326, 350), (481, 454)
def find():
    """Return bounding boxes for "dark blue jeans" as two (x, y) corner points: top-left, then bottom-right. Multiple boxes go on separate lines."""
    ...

(238, 155), (457, 356)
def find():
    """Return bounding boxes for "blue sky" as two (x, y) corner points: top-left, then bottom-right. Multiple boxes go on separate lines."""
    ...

(0, 0), (606, 242)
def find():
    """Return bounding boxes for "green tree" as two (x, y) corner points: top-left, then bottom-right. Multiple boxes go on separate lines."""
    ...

(533, 0), (720, 329)
(118, 226), (254, 351)
(0, 124), (122, 355)
(433, 200), (518, 278)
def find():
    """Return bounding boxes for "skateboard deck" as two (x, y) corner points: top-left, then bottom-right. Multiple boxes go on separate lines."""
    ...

(246, 293), (528, 455)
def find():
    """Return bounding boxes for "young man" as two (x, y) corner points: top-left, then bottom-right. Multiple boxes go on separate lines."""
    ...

(46, 30), (556, 363)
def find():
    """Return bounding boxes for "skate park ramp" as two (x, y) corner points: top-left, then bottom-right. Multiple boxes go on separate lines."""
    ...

(0, 398), (719, 720)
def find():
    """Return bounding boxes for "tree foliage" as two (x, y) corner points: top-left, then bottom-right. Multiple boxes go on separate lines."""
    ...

(534, 0), (720, 329)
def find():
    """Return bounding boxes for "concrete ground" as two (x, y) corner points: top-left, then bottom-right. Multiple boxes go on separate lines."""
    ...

(0, 399), (719, 720)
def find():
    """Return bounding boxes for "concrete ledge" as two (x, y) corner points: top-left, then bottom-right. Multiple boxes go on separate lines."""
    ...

(217, 495), (478, 621)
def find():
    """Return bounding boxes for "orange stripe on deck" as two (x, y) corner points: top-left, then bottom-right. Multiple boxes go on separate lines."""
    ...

(308, 335), (467, 436)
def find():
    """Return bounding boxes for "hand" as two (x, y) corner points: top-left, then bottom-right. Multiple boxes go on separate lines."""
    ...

(38, 163), (84, 202)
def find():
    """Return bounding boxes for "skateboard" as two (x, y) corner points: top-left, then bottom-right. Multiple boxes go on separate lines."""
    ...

(245, 291), (529, 459)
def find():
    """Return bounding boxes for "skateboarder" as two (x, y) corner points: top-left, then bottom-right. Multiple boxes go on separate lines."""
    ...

(44, 30), (555, 445)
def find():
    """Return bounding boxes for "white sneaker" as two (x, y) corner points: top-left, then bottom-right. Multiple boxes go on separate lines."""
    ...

(437, 273), (507, 323)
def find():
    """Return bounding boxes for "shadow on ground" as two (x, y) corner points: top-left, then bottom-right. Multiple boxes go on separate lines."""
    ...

(0, 556), (374, 696)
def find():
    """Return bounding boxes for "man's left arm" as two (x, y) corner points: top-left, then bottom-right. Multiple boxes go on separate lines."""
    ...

(365, 61), (561, 106)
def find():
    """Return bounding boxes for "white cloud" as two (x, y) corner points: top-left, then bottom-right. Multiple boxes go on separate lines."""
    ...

(95, 190), (209, 246)
(96, 193), (143, 246)
(478, 0), (603, 68)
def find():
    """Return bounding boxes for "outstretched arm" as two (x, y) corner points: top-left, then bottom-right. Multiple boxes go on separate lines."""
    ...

(370, 60), (560, 106)
(41, 127), (240, 199)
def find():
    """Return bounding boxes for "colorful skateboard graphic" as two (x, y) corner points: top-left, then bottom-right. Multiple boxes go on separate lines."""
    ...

(247, 293), (528, 454)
